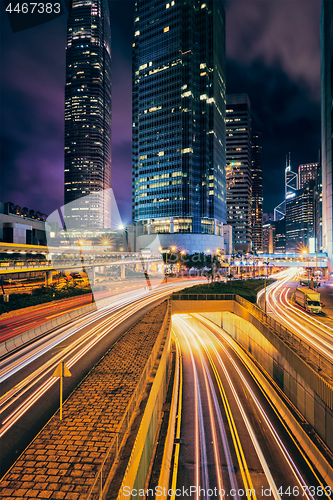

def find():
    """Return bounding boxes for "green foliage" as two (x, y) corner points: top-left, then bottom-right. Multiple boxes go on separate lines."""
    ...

(174, 278), (275, 304)
(0, 284), (91, 315)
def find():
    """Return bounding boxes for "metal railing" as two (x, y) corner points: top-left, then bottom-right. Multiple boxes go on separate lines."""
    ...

(85, 301), (171, 500)
(234, 295), (333, 385)
(172, 293), (236, 301)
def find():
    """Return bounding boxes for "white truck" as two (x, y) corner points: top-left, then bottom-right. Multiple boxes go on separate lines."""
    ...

(295, 287), (321, 314)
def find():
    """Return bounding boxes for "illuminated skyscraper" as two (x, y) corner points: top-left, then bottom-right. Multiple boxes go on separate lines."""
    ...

(298, 163), (319, 189)
(321, 0), (333, 269)
(64, 0), (112, 230)
(285, 154), (298, 199)
(132, 0), (226, 253)
(251, 132), (263, 251)
(286, 181), (316, 252)
(226, 94), (252, 252)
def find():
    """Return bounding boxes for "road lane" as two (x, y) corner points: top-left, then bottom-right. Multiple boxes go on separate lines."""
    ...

(0, 276), (202, 342)
(171, 314), (330, 499)
(0, 280), (200, 476)
(257, 268), (333, 368)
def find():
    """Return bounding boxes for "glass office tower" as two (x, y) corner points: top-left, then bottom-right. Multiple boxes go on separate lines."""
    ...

(226, 94), (252, 252)
(64, 0), (112, 230)
(286, 181), (316, 253)
(321, 0), (333, 270)
(298, 163), (319, 189)
(132, 0), (226, 253)
(251, 132), (263, 252)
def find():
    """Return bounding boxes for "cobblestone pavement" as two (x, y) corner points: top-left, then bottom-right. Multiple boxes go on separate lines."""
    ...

(0, 302), (168, 500)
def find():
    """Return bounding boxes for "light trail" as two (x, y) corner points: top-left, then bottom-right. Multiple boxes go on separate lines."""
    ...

(172, 314), (327, 500)
(175, 323), (206, 499)
(174, 316), (258, 497)
(257, 268), (333, 367)
(176, 317), (261, 500)
(194, 314), (319, 500)
(0, 281), (199, 439)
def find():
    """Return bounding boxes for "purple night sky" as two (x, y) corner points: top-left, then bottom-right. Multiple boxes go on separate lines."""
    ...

(0, 0), (322, 225)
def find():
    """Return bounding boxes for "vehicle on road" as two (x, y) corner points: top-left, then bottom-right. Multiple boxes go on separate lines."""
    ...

(299, 278), (320, 287)
(294, 287), (321, 314)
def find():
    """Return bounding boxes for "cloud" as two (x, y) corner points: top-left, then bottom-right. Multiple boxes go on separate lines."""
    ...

(0, 15), (66, 214)
(225, 0), (321, 100)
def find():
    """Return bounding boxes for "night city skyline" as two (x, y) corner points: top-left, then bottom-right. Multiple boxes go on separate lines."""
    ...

(1, 0), (333, 492)
(0, 0), (322, 225)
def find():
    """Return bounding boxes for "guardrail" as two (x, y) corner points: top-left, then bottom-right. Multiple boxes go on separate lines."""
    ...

(235, 295), (333, 384)
(172, 293), (236, 301)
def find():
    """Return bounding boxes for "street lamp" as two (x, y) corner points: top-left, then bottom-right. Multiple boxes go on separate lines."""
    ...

(263, 261), (269, 314)
(302, 248), (309, 283)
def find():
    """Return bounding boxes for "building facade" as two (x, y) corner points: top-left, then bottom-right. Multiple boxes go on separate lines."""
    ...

(132, 0), (226, 253)
(285, 155), (298, 199)
(0, 202), (46, 245)
(226, 94), (252, 252)
(273, 218), (286, 253)
(321, 0), (333, 269)
(285, 181), (316, 252)
(251, 132), (263, 251)
(263, 222), (274, 254)
(64, 0), (112, 230)
(298, 163), (319, 189)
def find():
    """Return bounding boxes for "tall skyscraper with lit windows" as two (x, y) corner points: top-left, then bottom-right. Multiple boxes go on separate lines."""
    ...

(226, 94), (252, 252)
(321, 0), (333, 269)
(298, 163), (318, 189)
(64, 0), (112, 230)
(132, 0), (226, 253)
(251, 132), (263, 251)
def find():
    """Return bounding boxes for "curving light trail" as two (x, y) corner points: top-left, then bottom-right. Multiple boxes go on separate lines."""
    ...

(0, 281), (200, 439)
(193, 314), (319, 500)
(172, 314), (327, 499)
(257, 268), (333, 366)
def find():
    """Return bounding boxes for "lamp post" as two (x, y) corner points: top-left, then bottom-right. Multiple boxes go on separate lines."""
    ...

(263, 261), (268, 314)
(302, 249), (309, 283)
(180, 250), (186, 278)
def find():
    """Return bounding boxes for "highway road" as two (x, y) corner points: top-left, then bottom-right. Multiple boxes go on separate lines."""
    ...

(0, 276), (202, 342)
(171, 314), (331, 499)
(257, 268), (333, 372)
(0, 279), (199, 476)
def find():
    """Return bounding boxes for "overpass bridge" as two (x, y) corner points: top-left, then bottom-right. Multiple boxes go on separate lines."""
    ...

(0, 243), (328, 288)
(0, 242), (163, 283)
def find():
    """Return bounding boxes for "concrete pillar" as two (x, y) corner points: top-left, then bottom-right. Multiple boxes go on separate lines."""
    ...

(121, 264), (126, 279)
(170, 217), (174, 233)
(45, 270), (53, 286)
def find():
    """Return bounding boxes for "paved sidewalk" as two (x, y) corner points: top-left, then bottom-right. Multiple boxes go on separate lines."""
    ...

(0, 302), (168, 500)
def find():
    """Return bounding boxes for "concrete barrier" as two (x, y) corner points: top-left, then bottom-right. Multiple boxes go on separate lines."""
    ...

(0, 288), (144, 359)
